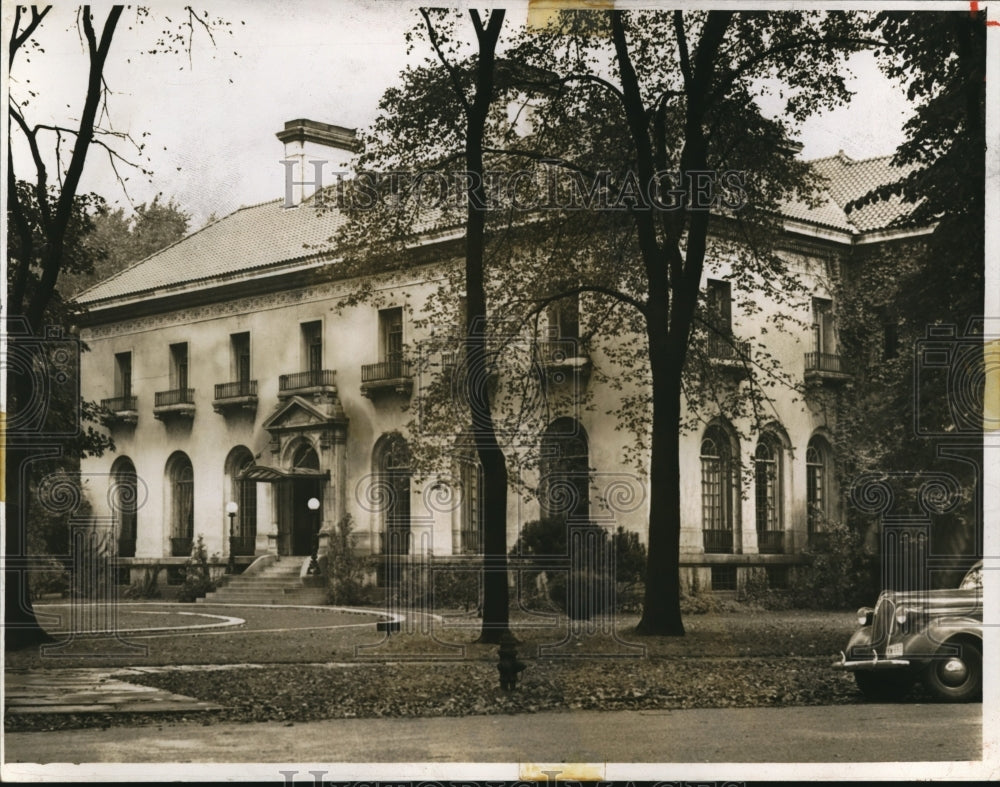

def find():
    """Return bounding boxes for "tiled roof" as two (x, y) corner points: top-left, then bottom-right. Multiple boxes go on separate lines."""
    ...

(76, 152), (919, 306)
(75, 197), (349, 304)
(794, 151), (921, 233)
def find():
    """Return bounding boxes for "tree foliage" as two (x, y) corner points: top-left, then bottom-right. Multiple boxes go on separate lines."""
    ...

(65, 195), (191, 295)
(6, 4), (229, 649)
(334, 8), (880, 636)
(832, 11), (985, 567)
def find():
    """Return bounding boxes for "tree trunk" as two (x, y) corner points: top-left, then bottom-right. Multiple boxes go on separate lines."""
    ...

(636, 327), (686, 635)
(4, 349), (54, 650)
(460, 9), (509, 644)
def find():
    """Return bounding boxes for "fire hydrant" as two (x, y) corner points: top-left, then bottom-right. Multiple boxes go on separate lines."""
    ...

(497, 634), (526, 691)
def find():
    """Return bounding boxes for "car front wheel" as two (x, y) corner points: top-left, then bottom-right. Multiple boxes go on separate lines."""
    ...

(854, 670), (914, 702)
(922, 641), (982, 702)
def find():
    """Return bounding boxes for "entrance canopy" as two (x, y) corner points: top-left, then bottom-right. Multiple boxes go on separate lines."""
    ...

(239, 465), (330, 484)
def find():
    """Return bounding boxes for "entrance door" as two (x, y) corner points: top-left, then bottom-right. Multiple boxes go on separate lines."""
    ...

(292, 478), (322, 555)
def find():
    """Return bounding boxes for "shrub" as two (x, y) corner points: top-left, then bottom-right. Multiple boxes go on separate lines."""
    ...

(123, 565), (162, 600)
(509, 518), (616, 619)
(432, 568), (481, 611)
(176, 535), (216, 603)
(325, 514), (370, 605)
(789, 519), (878, 609)
(739, 566), (792, 610)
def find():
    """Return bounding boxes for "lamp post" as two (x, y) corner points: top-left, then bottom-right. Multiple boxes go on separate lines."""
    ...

(307, 496), (321, 575)
(226, 501), (238, 574)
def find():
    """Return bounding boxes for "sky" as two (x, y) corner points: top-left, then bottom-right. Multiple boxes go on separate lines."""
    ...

(6, 2), (916, 229)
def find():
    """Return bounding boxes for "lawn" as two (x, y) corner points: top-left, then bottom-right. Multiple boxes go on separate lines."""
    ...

(4, 601), (891, 732)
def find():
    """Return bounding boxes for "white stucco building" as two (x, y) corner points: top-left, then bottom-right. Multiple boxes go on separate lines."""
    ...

(75, 119), (926, 594)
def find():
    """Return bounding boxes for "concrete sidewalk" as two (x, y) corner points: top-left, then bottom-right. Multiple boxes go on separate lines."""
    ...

(3, 703), (983, 766)
(5, 668), (222, 716)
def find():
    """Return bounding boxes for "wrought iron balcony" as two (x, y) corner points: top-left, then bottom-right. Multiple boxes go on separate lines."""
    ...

(213, 379), (258, 413)
(707, 334), (751, 361)
(535, 339), (591, 388)
(707, 334), (752, 378)
(757, 530), (785, 554)
(361, 358), (413, 398)
(101, 395), (138, 425)
(703, 528), (733, 554)
(153, 388), (195, 420)
(804, 351), (852, 383)
(278, 369), (337, 397)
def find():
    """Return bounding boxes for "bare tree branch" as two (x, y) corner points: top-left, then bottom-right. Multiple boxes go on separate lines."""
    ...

(9, 5), (51, 68)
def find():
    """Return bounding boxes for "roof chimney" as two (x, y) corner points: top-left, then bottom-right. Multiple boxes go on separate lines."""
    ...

(277, 119), (357, 207)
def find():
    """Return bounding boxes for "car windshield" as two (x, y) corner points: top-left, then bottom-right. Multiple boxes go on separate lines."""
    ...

(959, 562), (983, 590)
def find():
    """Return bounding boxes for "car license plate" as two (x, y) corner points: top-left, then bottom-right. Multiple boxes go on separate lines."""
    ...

(886, 643), (903, 658)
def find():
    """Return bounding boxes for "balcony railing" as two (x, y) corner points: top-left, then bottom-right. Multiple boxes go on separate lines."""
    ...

(279, 369), (337, 395)
(757, 530), (785, 554)
(153, 388), (195, 419)
(804, 352), (852, 381)
(379, 529), (412, 555)
(155, 388), (195, 407)
(362, 358), (412, 383)
(170, 537), (193, 557)
(703, 529), (733, 554)
(537, 339), (588, 364)
(213, 380), (258, 412)
(102, 395), (139, 425)
(214, 380), (257, 399)
(707, 334), (751, 363)
(361, 358), (414, 398)
(102, 395), (137, 412)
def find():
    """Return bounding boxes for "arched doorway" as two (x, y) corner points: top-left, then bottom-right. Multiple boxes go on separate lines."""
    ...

(225, 446), (258, 555)
(110, 457), (138, 557)
(166, 452), (194, 556)
(288, 442), (322, 556)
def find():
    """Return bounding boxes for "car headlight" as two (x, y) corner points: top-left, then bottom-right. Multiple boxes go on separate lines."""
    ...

(894, 606), (908, 626)
(857, 607), (873, 626)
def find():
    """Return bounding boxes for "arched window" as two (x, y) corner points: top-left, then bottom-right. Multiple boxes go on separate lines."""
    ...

(539, 417), (589, 521)
(375, 434), (411, 555)
(110, 457), (138, 558)
(167, 452), (194, 556)
(226, 446), (257, 556)
(754, 434), (783, 553)
(458, 455), (483, 554)
(807, 435), (833, 541)
(701, 424), (736, 553)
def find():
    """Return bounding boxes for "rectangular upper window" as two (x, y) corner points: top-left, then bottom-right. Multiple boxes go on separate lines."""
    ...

(114, 352), (132, 398)
(379, 308), (403, 362)
(301, 321), (322, 372)
(169, 343), (188, 390)
(812, 297), (835, 354)
(230, 332), (251, 382)
(706, 279), (733, 336)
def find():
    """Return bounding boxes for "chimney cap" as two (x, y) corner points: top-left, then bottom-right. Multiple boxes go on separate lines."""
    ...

(277, 119), (358, 152)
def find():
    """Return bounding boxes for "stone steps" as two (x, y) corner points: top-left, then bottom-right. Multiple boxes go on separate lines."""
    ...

(197, 557), (327, 605)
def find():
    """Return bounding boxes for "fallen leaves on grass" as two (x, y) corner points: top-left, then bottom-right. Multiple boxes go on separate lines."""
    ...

(5, 656), (866, 732)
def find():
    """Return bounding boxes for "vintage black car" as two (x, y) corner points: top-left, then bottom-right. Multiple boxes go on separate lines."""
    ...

(834, 561), (982, 702)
